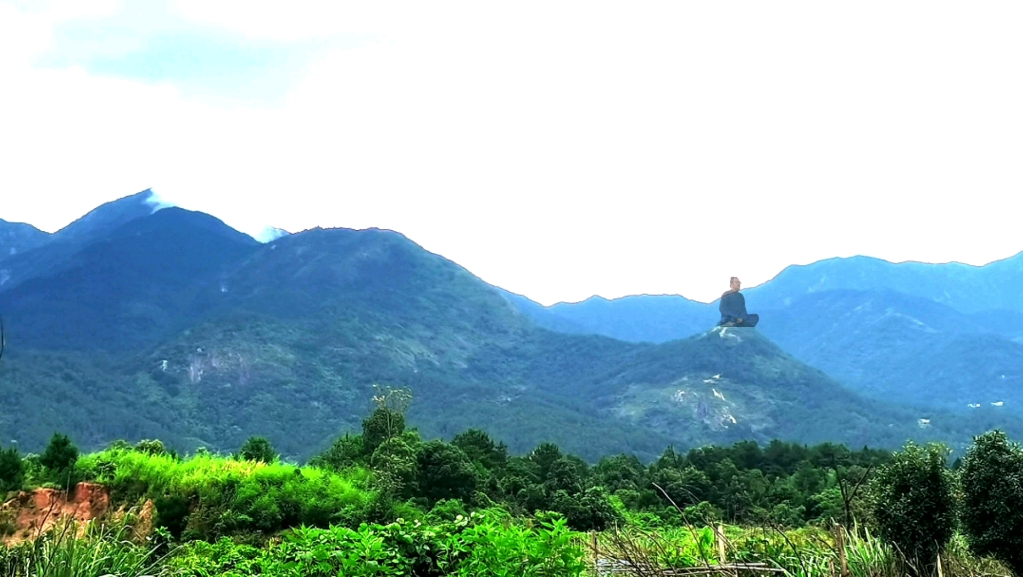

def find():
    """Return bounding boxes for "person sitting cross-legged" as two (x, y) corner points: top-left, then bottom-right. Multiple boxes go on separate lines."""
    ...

(718, 277), (759, 327)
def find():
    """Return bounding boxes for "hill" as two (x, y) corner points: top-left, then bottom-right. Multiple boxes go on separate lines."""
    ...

(502, 292), (714, 343)
(758, 289), (1023, 412)
(502, 256), (1023, 421)
(0, 219), (49, 262)
(0, 189), (165, 293)
(1, 204), (1000, 462)
(0, 207), (259, 351)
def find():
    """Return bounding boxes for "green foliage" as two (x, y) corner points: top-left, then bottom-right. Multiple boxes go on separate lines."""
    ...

(0, 443), (24, 492)
(40, 433), (79, 486)
(371, 435), (419, 498)
(362, 408), (406, 456)
(76, 447), (377, 540)
(170, 512), (586, 577)
(309, 433), (364, 472)
(868, 442), (955, 566)
(134, 439), (167, 456)
(959, 430), (1023, 576)
(550, 486), (621, 531)
(154, 494), (191, 539)
(417, 440), (478, 506)
(238, 436), (278, 464)
(0, 518), (170, 577)
(452, 429), (508, 472)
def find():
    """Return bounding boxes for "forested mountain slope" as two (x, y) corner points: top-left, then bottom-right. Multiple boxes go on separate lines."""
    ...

(1, 199), (1018, 462)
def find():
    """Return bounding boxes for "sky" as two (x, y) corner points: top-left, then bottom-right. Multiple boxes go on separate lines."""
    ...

(1, 1), (1021, 305)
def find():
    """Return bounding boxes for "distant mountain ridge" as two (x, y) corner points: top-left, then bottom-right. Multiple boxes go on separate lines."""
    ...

(501, 255), (1023, 418)
(0, 219), (49, 260)
(746, 253), (1023, 314)
(1, 196), (1010, 462)
(0, 189), (167, 292)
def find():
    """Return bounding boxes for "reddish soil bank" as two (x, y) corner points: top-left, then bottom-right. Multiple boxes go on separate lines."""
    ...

(1, 482), (111, 545)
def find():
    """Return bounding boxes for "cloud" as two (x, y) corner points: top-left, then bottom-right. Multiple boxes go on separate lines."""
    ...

(28, 0), (369, 102)
(1, 1), (1023, 305)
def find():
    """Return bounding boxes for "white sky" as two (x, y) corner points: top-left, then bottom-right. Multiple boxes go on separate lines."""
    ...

(1, 1), (1021, 305)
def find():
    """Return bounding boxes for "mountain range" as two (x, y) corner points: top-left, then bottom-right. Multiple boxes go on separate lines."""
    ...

(0, 190), (1019, 461)
(512, 254), (1023, 414)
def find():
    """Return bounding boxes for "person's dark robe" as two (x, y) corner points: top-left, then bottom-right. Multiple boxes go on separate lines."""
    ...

(718, 290), (759, 327)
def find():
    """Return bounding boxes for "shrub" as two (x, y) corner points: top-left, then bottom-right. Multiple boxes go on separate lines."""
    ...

(959, 430), (1023, 576)
(237, 437), (278, 464)
(154, 494), (191, 539)
(134, 439), (167, 456)
(170, 512), (586, 577)
(868, 442), (954, 567)
(76, 448), (378, 540)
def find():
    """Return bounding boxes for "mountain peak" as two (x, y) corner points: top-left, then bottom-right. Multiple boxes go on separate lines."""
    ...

(53, 188), (164, 244)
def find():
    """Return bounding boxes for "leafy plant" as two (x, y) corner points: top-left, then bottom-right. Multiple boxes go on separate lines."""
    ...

(868, 442), (955, 570)
(959, 430), (1023, 576)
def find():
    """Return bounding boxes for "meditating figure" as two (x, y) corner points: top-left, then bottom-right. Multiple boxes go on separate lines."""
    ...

(718, 277), (759, 327)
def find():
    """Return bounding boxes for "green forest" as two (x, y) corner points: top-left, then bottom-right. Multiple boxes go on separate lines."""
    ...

(1, 388), (1023, 576)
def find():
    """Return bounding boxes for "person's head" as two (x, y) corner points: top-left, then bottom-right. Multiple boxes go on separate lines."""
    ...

(730, 277), (741, 291)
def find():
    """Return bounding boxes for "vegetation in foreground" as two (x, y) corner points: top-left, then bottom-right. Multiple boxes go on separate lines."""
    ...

(1, 390), (1023, 576)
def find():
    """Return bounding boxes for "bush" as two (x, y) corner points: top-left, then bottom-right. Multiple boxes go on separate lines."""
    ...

(76, 447), (379, 540)
(134, 439), (167, 456)
(170, 512), (586, 577)
(237, 437), (278, 464)
(868, 442), (954, 566)
(959, 431), (1023, 576)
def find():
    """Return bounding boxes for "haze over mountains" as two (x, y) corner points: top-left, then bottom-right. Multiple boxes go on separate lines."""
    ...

(1, 190), (1019, 461)
(514, 253), (1023, 414)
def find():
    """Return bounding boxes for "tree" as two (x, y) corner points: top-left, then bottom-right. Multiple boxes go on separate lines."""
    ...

(362, 407), (406, 455)
(362, 386), (412, 454)
(238, 437), (278, 464)
(39, 433), (77, 478)
(552, 486), (621, 531)
(452, 429), (508, 472)
(528, 442), (563, 481)
(545, 456), (587, 494)
(310, 433), (365, 471)
(417, 440), (478, 506)
(868, 442), (954, 568)
(959, 431), (1023, 576)
(134, 439), (167, 456)
(0, 444), (23, 493)
(371, 436), (419, 498)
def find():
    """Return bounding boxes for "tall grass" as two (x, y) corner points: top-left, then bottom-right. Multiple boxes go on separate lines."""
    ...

(0, 517), (171, 577)
(593, 524), (1011, 577)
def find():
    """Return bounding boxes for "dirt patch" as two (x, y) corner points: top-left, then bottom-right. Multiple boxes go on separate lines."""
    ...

(1, 483), (111, 545)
